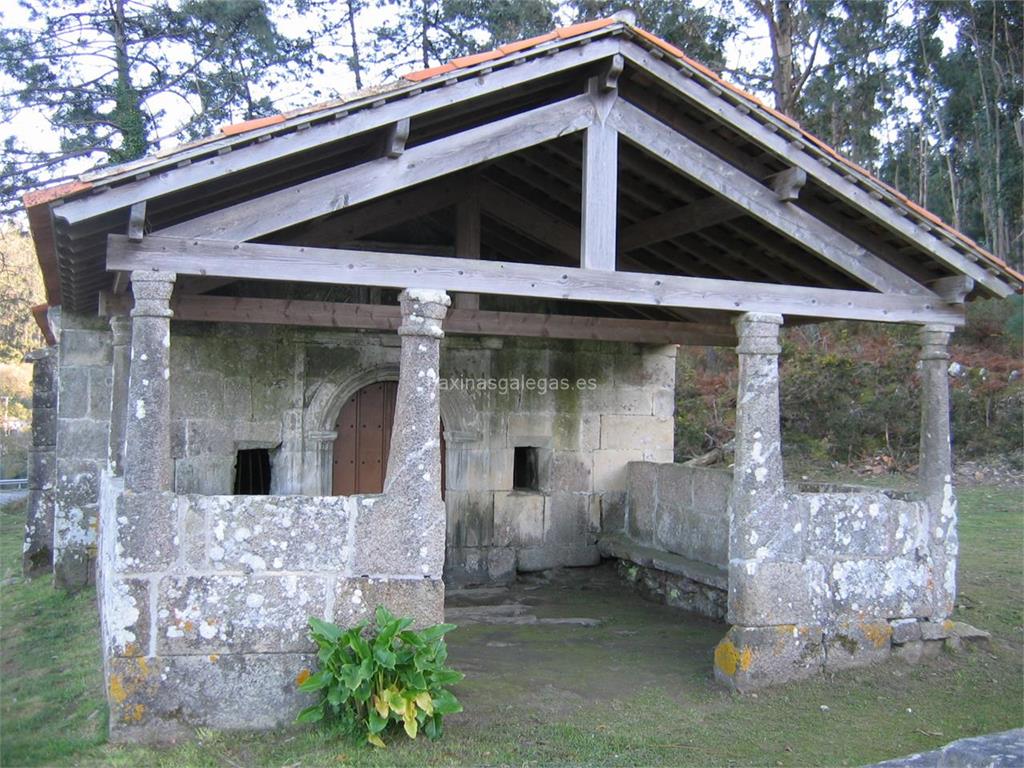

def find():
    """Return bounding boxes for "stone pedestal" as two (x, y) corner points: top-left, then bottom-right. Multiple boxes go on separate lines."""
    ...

(352, 290), (450, 597)
(919, 323), (957, 618)
(107, 316), (131, 476)
(123, 271), (175, 492)
(22, 347), (57, 576)
(716, 313), (820, 691)
(726, 313), (805, 627)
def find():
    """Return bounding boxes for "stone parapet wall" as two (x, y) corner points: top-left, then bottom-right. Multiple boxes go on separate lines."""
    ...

(53, 311), (112, 589)
(717, 483), (955, 690)
(624, 462), (730, 571)
(99, 490), (442, 741)
(23, 347), (58, 576)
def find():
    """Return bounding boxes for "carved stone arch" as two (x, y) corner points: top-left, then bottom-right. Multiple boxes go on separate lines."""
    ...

(304, 363), (482, 495)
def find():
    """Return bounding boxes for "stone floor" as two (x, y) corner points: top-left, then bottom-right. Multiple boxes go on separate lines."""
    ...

(444, 562), (726, 725)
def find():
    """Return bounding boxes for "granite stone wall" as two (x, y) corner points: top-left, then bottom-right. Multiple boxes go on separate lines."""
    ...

(618, 460), (952, 685)
(22, 347), (58, 576)
(52, 311), (112, 589)
(99, 491), (443, 741)
(624, 463), (730, 570)
(165, 323), (677, 586)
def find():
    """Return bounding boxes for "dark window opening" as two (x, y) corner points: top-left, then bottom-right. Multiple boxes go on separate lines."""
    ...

(234, 449), (271, 495)
(513, 446), (539, 491)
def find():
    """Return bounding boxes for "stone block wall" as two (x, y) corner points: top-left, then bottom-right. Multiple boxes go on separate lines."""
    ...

(99, 490), (443, 741)
(53, 311), (112, 589)
(624, 462), (730, 570)
(717, 482), (954, 690)
(22, 347), (57, 576)
(165, 324), (676, 586)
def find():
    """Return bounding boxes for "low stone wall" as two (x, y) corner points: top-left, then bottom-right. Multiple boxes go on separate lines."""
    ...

(617, 462), (956, 682)
(98, 491), (443, 742)
(717, 482), (957, 690)
(623, 462), (730, 570)
(22, 348), (57, 576)
(605, 462), (730, 618)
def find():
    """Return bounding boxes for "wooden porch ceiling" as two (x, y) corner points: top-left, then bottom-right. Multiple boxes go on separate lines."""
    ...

(40, 32), (1011, 332)
(42, 28), (1018, 318)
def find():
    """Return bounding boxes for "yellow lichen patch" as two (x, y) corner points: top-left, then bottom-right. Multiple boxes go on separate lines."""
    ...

(208, 654), (220, 663)
(714, 639), (753, 676)
(123, 642), (139, 657)
(296, 668), (311, 686)
(129, 704), (145, 722)
(183, 620), (194, 633)
(942, 619), (954, 632)
(861, 622), (893, 649)
(109, 674), (128, 704)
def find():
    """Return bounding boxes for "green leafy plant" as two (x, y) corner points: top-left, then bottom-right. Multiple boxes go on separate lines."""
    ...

(295, 606), (463, 748)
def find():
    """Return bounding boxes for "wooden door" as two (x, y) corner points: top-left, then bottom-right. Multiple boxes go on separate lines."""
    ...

(332, 381), (445, 496)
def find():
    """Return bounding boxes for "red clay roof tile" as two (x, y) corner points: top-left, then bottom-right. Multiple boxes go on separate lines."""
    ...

(220, 114), (286, 136)
(498, 32), (557, 55)
(450, 49), (506, 68)
(22, 179), (93, 208)
(403, 62), (458, 82)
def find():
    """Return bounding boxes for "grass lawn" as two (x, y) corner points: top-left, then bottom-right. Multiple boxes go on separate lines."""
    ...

(1, 485), (1021, 767)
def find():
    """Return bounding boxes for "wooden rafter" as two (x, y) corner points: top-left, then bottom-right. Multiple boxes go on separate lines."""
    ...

(155, 95), (597, 241)
(609, 100), (935, 297)
(53, 38), (623, 226)
(619, 45), (1012, 297)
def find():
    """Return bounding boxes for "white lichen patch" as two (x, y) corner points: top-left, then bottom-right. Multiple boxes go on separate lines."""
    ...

(104, 579), (140, 653)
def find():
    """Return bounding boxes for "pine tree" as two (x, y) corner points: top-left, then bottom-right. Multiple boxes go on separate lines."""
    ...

(0, 0), (310, 216)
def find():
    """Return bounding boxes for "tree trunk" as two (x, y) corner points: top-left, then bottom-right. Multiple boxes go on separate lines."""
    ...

(108, 0), (147, 160)
(347, 0), (363, 90)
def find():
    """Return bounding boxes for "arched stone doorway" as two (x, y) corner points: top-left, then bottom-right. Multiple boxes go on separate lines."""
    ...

(331, 380), (445, 497)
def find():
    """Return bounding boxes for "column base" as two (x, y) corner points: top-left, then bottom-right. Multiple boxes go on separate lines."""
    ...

(714, 625), (823, 692)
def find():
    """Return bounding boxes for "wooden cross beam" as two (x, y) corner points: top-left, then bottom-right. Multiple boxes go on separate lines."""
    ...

(100, 293), (738, 346)
(107, 234), (965, 325)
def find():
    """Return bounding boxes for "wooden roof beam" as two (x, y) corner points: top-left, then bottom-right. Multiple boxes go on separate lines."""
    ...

(619, 45), (1013, 297)
(101, 293), (738, 346)
(155, 95), (597, 242)
(53, 39), (623, 226)
(610, 100), (936, 298)
(108, 234), (966, 326)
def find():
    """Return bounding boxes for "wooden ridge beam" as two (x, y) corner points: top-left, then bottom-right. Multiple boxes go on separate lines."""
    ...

(100, 294), (738, 346)
(609, 100), (935, 298)
(155, 95), (596, 241)
(107, 234), (965, 325)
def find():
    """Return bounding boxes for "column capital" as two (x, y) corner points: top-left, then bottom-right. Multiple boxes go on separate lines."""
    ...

(130, 270), (176, 318)
(734, 312), (783, 355)
(398, 289), (450, 338)
(919, 323), (954, 361)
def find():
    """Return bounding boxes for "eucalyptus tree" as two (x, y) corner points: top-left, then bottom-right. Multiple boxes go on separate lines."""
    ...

(368, 0), (558, 78)
(568, 0), (737, 72)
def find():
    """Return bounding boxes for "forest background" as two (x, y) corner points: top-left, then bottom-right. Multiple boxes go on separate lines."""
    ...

(0, 0), (1020, 478)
